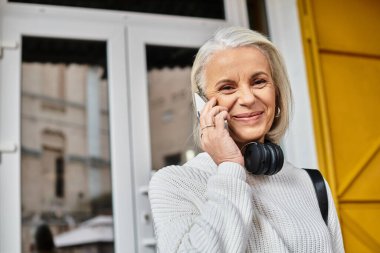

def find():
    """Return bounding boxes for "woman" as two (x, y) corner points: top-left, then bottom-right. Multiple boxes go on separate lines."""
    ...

(149, 26), (344, 253)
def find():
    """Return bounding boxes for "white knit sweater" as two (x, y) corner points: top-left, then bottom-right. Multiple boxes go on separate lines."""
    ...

(149, 152), (344, 253)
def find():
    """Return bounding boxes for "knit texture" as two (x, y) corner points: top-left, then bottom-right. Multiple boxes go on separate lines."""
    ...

(149, 152), (345, 253)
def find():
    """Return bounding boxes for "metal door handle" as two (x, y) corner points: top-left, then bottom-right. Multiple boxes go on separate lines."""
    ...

(0, 41), (19, 58)
(139, 185), (149, 195)
(142, 238), (156, 247)
(0, 142), (17, 153)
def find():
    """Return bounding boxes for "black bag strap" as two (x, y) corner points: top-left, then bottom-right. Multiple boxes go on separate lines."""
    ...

(304, 168), (328, 225)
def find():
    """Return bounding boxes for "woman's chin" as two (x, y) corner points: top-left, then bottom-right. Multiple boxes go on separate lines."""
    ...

(232, 134), (266, 148)
(229, 125), (267, 145)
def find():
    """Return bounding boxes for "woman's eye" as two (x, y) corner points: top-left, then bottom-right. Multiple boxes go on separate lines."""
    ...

(220, 85), (235, 91)
(253, 79), (267, 87)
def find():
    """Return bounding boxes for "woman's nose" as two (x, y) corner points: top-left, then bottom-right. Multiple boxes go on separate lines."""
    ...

(238, 87), (256, 106)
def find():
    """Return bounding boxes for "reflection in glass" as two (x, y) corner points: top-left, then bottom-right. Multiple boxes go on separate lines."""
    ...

(146, 45), (200, 171)
(246, 0), (270, 37)
(21, 37), (114, 253)
(9, 0), (225, 20)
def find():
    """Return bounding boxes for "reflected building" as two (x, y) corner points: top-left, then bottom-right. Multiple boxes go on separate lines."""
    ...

(145, 45), (201, 171)
(21, 62), (112, 252)
(20, 62), (199, 252)
(148, 67), (198, 170)
(20, 40), (200, 253)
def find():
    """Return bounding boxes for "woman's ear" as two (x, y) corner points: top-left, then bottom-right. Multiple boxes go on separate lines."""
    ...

(275, 107), (281, 118)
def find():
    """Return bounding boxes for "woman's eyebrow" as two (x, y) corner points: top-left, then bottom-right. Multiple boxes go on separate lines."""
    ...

(214, 71), (270, 86)
(251, 71), (269, 78)
(215, 79), (235, 86)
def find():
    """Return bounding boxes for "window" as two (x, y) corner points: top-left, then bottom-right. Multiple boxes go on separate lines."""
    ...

(164, 153), (182, 166)
(9, 0), (226, 19)
(55, 157), (64, 198)
(146, 45), (200, 170)
(21, 36), (114, 253)
(246, 0), (270, 37)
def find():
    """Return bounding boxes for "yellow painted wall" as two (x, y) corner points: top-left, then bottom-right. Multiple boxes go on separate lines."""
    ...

(298, 0), (380, 252)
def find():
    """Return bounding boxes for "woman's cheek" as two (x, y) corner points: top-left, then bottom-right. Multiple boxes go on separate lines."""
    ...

(217, 96), (235, 110)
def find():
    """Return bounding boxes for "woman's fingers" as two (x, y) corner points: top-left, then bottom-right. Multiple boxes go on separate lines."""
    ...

(204, 97), (217, 111)
(199, 97), (229, 141)
(206, 106), (227, 125)
(201, 109), (228, 141)
(200, 110), (244, 166)
(214, 110), (228, 131)
(201, 104), (228, 128)
(198, 98), (243, 166)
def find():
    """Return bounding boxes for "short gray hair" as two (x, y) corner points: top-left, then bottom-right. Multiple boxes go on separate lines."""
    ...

(191, 26), (293, 144)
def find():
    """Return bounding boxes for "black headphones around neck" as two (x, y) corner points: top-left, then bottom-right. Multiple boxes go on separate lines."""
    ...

(243, 141), (284, 175)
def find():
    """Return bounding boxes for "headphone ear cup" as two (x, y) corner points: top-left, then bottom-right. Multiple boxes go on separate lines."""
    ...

(275, 144), (284, 173)
(256, 143), (268, 175)
(264, 143), (277, 175)
(244, 142), (285, 175)
(244, 142), (264, 175)
(267, 142), (284, 174)
(261, 144), (271, 175)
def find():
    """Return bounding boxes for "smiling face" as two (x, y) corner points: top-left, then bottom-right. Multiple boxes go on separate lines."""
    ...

(204, 46), (276, 147)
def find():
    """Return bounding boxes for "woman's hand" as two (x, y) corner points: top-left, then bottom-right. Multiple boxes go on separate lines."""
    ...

(200, 97), (244, 166)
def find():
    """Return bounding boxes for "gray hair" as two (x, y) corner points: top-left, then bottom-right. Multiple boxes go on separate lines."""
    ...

(191, 26), (293, 144)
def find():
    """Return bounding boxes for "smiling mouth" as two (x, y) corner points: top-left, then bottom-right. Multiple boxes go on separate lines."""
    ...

(233, 111), (264, 120)
(232, 112), (264, 123)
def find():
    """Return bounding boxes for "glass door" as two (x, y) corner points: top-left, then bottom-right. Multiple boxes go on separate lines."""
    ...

(0, 7), (135, 253)
(1, 1), (255, 252)
(127, 23), (222, 252)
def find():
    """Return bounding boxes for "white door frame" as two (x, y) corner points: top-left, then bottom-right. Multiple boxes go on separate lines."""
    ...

(0, 2), (245, 252)
(265, 0), (318, 169)
(0, 5), (135, 253)
(127, 21), (226, 252)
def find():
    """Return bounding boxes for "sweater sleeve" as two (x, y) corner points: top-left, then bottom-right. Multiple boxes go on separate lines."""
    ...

(325, 181), (345, 253)
(149, 162), (253, 253)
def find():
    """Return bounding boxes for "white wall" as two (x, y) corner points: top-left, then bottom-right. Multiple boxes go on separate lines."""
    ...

(266, 0), (318, 169)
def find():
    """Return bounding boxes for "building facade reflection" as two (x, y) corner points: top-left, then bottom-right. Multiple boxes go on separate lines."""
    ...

(21, 63), (113, 253)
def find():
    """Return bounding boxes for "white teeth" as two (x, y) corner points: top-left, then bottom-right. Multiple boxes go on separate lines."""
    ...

(235, 112), (262, 118)
(234, 112), (262, 119)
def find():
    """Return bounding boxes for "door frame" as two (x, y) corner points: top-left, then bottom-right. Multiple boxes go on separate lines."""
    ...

(0, 5), (136, 253)
(127, 22), (225, 252)
(0, 2), (244, 252)
(265, 0), (318, 170)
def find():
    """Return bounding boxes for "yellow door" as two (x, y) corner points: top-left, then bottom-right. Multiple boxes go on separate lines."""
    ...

(298, 0), (380, 252)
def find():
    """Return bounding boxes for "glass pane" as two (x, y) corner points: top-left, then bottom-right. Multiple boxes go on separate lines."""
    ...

(146, 45), (201, 171)
(21, 37), (114, 253)
(9, 0), (225, 20)
(246, 0), (270, 37)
